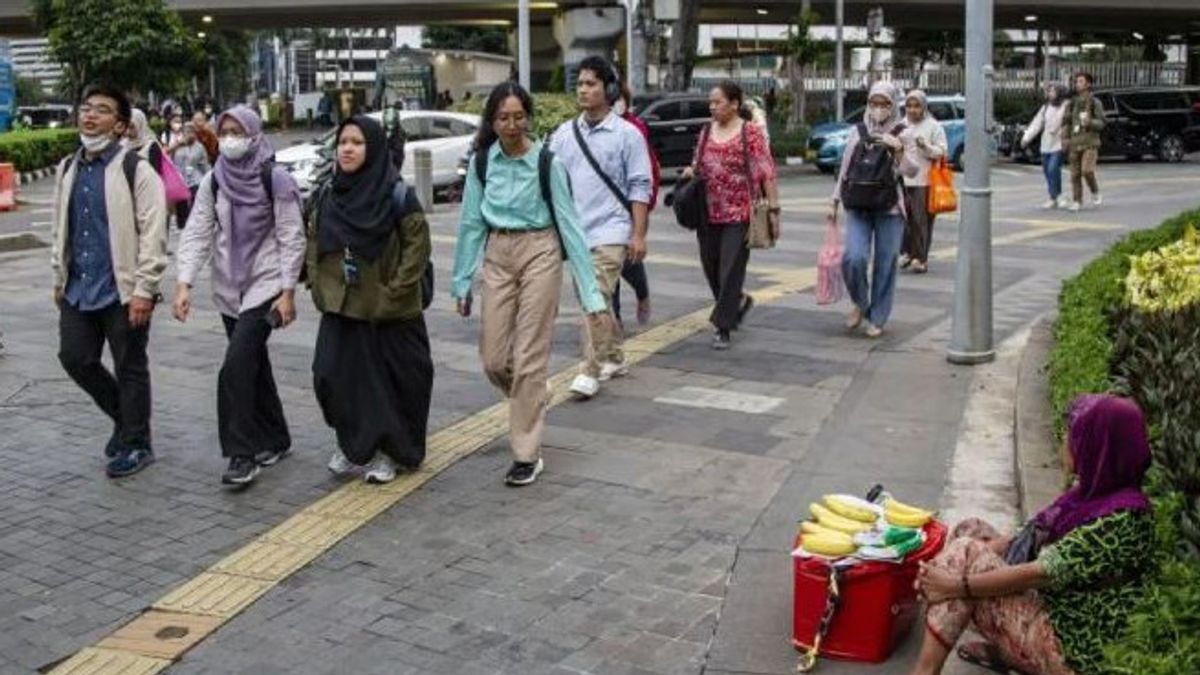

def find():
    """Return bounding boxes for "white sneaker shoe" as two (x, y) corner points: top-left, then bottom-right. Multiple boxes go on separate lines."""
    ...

(1056, 196), (1072, 209)
(569, 374), (600, 399)
(364, 454), (398, 484)
(598, 360), (629, 382)
(327, 449), (355, 475)
(1067, 201), (1081, 213)
(1092, 194), (1103, 208)
(1041, 199), (1058, 210)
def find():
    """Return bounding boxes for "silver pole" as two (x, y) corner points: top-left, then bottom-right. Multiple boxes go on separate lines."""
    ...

(948, 0), (995, 365)
(835, 0), (844, 120)
(518, 0), (531, 88)
(624, 0), (635, 88)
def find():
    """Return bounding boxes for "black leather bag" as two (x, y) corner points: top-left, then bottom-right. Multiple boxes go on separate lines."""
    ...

(667, 127), (711, 231)
(1003, 521), (1048, 565)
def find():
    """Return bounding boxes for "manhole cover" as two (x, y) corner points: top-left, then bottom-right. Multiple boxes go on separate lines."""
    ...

(155, 626), (190, 640)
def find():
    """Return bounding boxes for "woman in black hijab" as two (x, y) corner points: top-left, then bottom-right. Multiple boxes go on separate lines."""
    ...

(307, 115), (433, 484)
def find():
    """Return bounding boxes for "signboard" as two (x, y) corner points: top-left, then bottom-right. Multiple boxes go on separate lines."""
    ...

(378, 49), (436, 110)
(0, 59), (13, 131)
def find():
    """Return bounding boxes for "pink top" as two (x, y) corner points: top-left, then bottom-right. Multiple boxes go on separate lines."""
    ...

(694, 121), (776, 225)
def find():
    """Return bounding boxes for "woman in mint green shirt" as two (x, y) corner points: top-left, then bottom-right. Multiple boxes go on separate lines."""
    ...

(452, 82), (604, 488)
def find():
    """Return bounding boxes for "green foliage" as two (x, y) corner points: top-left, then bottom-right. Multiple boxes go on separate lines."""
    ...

(422, 26), (509, 56)
(451, 93), (578, 141)
(0, 129), (79, 171)
(15, 76), (47, 107)
(37, 0), (202, 101)
(1100, 557), (1200, 675)
(769, 125), (810, 159)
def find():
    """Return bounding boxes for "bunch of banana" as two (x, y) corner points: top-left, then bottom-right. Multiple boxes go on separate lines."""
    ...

(800, 528), (857, 557)
(810, 502), (873, 534)
(822, 494), (881, 523)
(883, 496), (935, 528)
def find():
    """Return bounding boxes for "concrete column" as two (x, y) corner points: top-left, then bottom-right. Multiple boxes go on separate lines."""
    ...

(519, 0), (531, 88)
(554, 5), (625, 91)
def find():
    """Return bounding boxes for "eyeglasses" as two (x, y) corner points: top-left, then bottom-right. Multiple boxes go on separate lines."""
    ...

(79, 104), (117, 117)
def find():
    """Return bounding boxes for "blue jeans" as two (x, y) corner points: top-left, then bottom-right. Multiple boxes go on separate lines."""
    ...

(842, 209), (905, 328)
(1042, 151), (1064, 200)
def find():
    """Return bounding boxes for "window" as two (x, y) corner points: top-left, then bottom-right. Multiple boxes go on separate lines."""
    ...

(449, 119), (476, 137)
(927, 102), (955, 121)
(643, 102), (683, 122)
(683, 100), (712, 120)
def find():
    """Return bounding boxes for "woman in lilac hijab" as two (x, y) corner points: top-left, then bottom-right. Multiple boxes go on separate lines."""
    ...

(172, 105), (306, 488)
(909, 394), (1154, 675)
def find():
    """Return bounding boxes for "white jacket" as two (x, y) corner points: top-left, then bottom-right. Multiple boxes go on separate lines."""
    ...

(1022, 103), (1066, 155)
(899, 116), (948, 188)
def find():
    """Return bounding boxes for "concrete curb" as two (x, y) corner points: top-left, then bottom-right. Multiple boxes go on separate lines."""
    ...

(1014, 313), (1065, 520)
(19, 166), (56, 186)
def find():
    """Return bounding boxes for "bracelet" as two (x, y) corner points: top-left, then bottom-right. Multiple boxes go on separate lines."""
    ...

(962, 573), (974, 599)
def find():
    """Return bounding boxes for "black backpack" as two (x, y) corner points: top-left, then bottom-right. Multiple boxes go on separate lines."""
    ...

(840, 122), (906, 212)
(474, 143), (569, 260)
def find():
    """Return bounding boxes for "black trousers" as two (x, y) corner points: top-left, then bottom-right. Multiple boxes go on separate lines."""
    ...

(58, 301), (152, 449)
(218, 300), (290, 459)
(697, 221), (750, 332)
(611, 259), (650, 323)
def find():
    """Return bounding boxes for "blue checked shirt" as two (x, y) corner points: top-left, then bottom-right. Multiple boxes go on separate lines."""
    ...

(63, 143), (121, 311)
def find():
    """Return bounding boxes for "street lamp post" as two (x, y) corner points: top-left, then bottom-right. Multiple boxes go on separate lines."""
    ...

(835, 0), (844, 120)
(948, 0), (996, 365)
(518, 0), (531, 89)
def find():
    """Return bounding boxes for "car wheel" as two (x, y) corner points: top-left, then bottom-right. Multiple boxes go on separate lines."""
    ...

(1124, 154), (1143, 162)
(952, 147), (965, 172)
(817, 164), (835, 175)
(1157, 135), (1186, 163)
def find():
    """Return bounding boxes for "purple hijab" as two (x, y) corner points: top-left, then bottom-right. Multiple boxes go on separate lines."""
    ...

(1033, 395), (1152, 543)
(213, 105), (301, 291)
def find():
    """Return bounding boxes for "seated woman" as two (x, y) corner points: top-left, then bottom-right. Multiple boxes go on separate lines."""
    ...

(912, 394), (1154, 675)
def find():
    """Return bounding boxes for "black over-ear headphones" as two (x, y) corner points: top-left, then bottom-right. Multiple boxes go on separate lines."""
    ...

(601, 59), (621, 106)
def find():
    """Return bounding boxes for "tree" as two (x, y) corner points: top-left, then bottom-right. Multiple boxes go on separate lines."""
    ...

(892, 28), (965, 70)
(664, 0), (700, 91)
(783, 10), (824, 133)
(15, 76), (46, 106)
(422, 26), (509, 55)
(32, 0), (201, 102)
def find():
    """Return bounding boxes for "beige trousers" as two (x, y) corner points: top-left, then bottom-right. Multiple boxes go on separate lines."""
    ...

(479, 229), (563, 463)
(579, 244), (627, 378)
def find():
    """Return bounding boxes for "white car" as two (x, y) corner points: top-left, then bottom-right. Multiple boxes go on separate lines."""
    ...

(275, 110), (481, 195)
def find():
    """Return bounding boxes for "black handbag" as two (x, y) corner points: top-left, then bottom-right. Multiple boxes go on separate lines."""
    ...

(1003, 521), (1048, 565)
(667, 127), (712, 231)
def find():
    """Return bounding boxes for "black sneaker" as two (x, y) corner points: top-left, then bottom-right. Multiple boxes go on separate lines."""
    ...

(736, 295), (755, 327)
(221, 457), (260, 486)
(713, 330), (732, 351)
(254, 448), (291, 467)
(106, 448), (154, 478)
(104, 430), (124, 459)
(504, 458), (544, 487)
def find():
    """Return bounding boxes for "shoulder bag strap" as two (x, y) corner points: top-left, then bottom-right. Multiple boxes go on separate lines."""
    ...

(739, 123), (762, 201)
(571, 119), (632, 215)
(693, 125), (711, 178)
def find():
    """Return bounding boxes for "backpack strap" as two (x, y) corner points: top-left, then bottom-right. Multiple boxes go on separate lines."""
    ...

(538, 145), (568, 260)
(474, 147), (489, 190)
(571, 119), (633, 215)
(211, 163), (276, 204)
(148, 143), (164, 174)
(122, 151), (141, 212)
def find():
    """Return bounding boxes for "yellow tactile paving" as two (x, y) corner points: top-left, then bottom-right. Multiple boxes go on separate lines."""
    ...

(96, 611), (223, 661)
(49, 217), (1108, 674)
(48, 648), (171, 675)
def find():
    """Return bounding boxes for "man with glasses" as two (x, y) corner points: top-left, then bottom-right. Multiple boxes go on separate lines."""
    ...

(51, 84), (168, 478)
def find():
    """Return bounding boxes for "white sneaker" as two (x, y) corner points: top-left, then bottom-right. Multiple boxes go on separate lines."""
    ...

(1041, 199), (1058, 210)
(1092, 194), (1103, 208)
(1056, 196), (1072, 209)
(598, 360), (629, 382)
(1067, 201), (1081, 213)
(364, 454), (398, 484)
(569, 374), (600, 399)
(327, 449), (355, 475)
(845, 307), (863, 330)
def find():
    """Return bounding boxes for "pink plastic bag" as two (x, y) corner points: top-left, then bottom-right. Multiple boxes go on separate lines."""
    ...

(158, 156), (191, 205)
(816, 217), (844, 305)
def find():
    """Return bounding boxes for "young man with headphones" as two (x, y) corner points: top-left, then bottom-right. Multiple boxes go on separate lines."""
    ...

(549, 56), (653, 400)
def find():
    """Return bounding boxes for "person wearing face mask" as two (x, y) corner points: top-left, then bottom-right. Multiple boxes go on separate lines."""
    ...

(898, 90), (948, 274)
(306, 115), (433, 484)
(161, 113), (186, 155)
(452, 82), (605, 487)
(171, 123), (211, 227)
(1024, 84), (1070, 210)
(829, 81), (919, 339)
(125, 108), (189, 230)
(173, 105), (305, 487)
(50, 84), (168, 478)
(610, 81), (658, 329)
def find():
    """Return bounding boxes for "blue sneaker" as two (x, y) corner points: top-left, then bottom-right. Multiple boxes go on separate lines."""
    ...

(106, 448), (155, 478)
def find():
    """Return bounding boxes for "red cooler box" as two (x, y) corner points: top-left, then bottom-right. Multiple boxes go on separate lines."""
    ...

(792, 521), (947, 663)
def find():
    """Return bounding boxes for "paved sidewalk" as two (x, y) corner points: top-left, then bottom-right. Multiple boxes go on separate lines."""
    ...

(2, 162), (1198, 674)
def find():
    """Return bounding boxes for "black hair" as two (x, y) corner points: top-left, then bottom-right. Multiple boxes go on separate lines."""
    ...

(1074, 71), (1095, 86)
(578, 55), (617, 87)
(81, 83), (132, 123)
(713, 80), (753, 121)
(474, 80), (534, 154)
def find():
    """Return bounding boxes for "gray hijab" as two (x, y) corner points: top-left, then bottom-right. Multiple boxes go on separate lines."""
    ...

(863, 81), (904, 136)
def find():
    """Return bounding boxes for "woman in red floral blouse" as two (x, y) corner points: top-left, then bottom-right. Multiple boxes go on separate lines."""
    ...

(683, 81), (781, 350)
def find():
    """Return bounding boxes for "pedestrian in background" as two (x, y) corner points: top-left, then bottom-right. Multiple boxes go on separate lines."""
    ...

(307, 115), (433, 485)
(611, 81), (658, 329)
(829, 82), (917, 339)
(51, 84), (167, 478)
(683, 80), (780, 350)
(899, 89), (948, 274)
(1022, 83), (1069, 210)
(548, 56), (652, 399)
(1064, 72), (1105, 212)
(452, 82), (606, 487)
(160, 112), (185, 154)
(171, 122), (211, 227)
(172, 105), (304, 487)
(192, 111), (220, 165)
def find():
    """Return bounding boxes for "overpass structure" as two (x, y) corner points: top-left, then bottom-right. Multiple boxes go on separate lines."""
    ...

(0, 0), (1197, 33)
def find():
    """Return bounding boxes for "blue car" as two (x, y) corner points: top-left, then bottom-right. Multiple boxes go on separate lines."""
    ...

(808, 95), (968, 173)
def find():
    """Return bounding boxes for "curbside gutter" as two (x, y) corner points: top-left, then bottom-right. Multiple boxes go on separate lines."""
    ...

(1014, 313), (1065, 520)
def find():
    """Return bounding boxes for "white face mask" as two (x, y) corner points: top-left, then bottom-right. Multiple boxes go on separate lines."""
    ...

(870, 107), (891, 124)
(613, 100), (627, 117)
(219, 137), (252, 160)
(80, 133), (113, 154)
(171, 122), (183, 132)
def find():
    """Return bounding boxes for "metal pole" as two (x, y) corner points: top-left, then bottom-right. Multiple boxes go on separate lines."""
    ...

(414, 148), (434, 213)
(518, 0), (531, 88)
(623, 0), (634, 88)
(835, 0), (844, 120)
(948, 0), (995, 365)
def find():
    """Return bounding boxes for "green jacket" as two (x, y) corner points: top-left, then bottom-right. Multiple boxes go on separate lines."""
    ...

(1064, 94), (1106, 151)
(306, 186), (431, 322)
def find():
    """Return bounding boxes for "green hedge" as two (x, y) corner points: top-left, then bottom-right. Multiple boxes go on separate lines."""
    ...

(451, 93), (577, 141)
(0, 129), (79, 172)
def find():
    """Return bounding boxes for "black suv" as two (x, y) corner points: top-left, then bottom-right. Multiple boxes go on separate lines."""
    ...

(1007, 86), (1200, 163)
(633, 94), (712, 170)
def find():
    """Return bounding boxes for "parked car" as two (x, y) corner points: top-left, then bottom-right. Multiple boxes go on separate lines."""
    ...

(275, 110), (481, 197)
(17, 104), (72, 129)
(1005, 86), (1200, 163)
(807, 95), (969, 173)
(633, 93), (714, 170)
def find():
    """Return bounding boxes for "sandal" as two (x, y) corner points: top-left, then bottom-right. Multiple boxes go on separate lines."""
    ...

(956, 641), (1031, 675)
